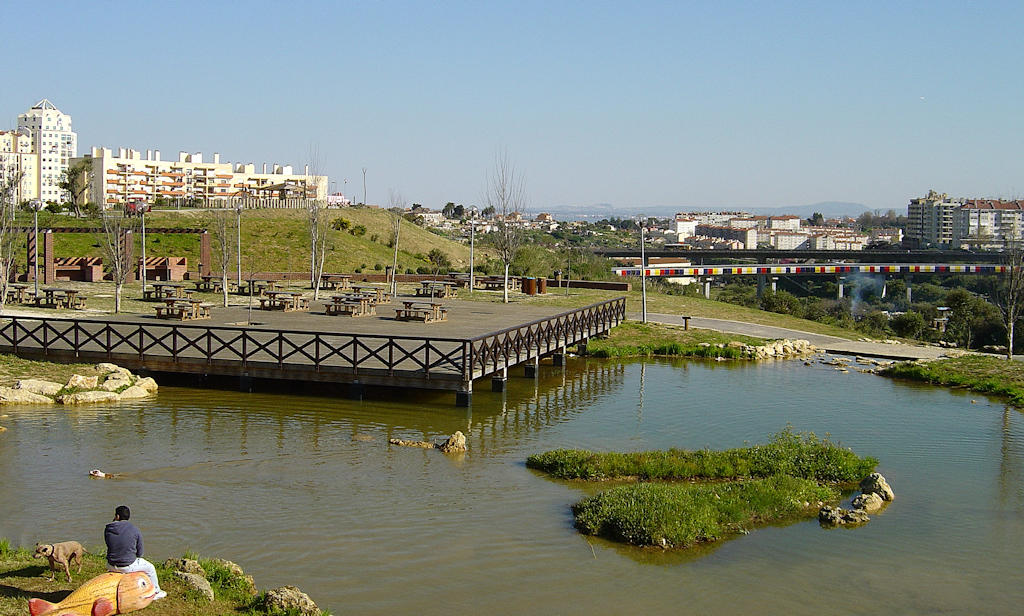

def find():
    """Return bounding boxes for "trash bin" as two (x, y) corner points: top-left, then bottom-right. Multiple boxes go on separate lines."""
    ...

(523, 277), (537, 295)
(537, 277), (547, 294)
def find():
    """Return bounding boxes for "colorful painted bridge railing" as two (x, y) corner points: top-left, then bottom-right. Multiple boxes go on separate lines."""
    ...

(613, 264), (1012, 277)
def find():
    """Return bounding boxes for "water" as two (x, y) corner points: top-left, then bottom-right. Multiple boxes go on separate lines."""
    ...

(2, 357), (1023, 615)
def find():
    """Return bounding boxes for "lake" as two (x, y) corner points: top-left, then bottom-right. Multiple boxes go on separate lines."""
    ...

(1, 356), (1022, 615)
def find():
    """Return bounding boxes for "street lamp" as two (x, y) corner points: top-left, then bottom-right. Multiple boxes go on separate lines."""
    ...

(638, 216), (648, 323)
(235, 201), (244, 290)
(30, 199), (44, 297)
(469, 206), (478, 291)
(136, 201), (152, 294)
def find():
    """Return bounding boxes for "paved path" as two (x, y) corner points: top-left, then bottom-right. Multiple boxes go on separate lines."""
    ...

(634, 312), (955, 361)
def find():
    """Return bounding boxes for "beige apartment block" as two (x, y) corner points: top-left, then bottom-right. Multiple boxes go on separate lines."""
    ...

(76, 147), (328, 208)
(17, 99), (77, 203)
(0, 129), (39, 203)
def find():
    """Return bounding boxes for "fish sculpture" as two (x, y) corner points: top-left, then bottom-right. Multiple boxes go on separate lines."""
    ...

(28, 571), (157, 616)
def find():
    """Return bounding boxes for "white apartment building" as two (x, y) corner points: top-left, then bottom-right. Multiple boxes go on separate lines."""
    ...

(954, 200), (1024, 249)
(76, 147), (328, 207)
(0, 130), (38, 203)
(17, 99), (77, 203)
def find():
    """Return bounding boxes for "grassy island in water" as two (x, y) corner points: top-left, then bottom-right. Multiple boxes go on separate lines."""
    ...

(528, 429), (878, 549)
(584, 321), (764, 359)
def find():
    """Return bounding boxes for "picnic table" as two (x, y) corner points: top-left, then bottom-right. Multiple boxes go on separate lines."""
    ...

(240, 278), (278, 297)
(154, 297), (212, 320)
(143, 282), (191, 301)
(351, 285), (391, 304)
(325, 293), (376, 317)
(194, 275), (237, 293)
(395, 300), (448, 323)
(481, 276), (517, 291)
(446, 272), (472, 288)
(416, 280), (458, 299)
(320, 274), (352, 291)
(5, 283), (28, 304)
(33, 287), (87, 309)
(258, 290), (309, 312)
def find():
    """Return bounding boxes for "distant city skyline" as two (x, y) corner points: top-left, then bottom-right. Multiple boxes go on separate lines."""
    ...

(4, 1), (1021, 212)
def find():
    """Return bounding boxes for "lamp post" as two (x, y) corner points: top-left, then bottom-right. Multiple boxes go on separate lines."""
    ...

(639, 217), (648, 323)
(137, 202), (151, 294)
(30, 199), (43, 297)
(235, 201), (244, 290)
(469, 206), (478, 291)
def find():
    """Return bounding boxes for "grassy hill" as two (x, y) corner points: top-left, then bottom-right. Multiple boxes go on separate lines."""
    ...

(24, 208), (480, 275)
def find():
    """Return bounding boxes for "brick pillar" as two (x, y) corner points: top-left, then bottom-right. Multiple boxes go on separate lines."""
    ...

(25, 230), (35, 282)
(199, 231), (212, 277)
(43, 231), (55, 284)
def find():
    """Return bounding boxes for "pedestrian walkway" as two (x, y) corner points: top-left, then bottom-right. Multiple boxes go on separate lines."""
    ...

(634, 312), (958, 361)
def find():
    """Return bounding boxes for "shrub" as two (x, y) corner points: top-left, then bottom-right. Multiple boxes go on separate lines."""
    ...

(571, 476), (837, 548)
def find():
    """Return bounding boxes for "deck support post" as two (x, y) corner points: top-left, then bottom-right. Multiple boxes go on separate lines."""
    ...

(524, 356), (539, 378)
(348, 382), (365, 400)
(576, 338), (588, 355)
(239, 374), (252, 393)
(552, 349), (565, 367)
(456, 381), (472, 407)
(491, 367), (507, 392)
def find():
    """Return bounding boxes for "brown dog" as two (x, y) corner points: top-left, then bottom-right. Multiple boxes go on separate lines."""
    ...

(33, 541), (85, 582)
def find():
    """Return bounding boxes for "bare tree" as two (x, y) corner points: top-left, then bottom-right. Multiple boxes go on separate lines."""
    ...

(484, 150), (526, 303)
(0, 169), (23, 312)
(306, 148), (329, 300)
(208, 208), (235, 307)
(99, 211), (139, 313)
(994, 240), (1024, 360)
(388, 189), (407, 295)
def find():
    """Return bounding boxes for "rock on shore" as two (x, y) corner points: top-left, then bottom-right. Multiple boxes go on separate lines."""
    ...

(740, 339), (817, 360)
(819, 472), (895, 527)
(0, 363), (158, 405)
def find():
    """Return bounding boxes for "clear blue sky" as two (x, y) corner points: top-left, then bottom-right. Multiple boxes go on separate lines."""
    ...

(3, 1), (1022, 212)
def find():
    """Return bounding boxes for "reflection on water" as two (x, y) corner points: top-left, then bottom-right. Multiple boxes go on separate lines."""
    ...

(1, 357), (1023, 615)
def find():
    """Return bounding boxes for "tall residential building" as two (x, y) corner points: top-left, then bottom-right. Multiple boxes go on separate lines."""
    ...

(907, 190), (959, 247)
(76, 147), (328, 208)
(17, 99), (77, 203)
(954, 200), (1024, 250)
(0, 129), (39, 203)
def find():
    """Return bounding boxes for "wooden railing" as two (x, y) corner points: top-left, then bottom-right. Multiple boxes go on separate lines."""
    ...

(0, 297), (626, 390)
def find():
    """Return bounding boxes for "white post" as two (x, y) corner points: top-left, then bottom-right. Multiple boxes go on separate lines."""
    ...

(140, 207), (147, 293)
(32, 202), (40, 297)
(640, 219), (648, 323)
(236, 202), (243, 289)
(469, 207), (476, 291)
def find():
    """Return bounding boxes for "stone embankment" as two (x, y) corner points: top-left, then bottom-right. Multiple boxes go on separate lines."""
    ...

(815, 355), (895, 374)
(819, 472), (895, 527)
(0, 363), (157, 405)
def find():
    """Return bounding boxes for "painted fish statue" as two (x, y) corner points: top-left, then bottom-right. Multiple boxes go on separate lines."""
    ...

(28, 571), (157, 616)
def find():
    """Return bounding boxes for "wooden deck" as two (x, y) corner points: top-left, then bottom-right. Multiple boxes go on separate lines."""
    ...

(0, 297), (625, 405)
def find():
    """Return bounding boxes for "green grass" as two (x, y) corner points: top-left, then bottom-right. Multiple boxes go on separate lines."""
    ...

(571, 475), (838, 548)
(0, 542), (327, 616)
(881, 355), (1024, 406)
(24, 208), (485, 275)
(0, 354), (98, 388)
(527, 428), (877, 484)
(585, 320), (763, 359)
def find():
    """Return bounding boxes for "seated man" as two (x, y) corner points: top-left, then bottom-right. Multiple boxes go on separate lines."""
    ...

(104, 505), (167, 600)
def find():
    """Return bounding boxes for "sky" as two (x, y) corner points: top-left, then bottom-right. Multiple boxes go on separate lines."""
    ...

(3, 1), (1022, 213)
